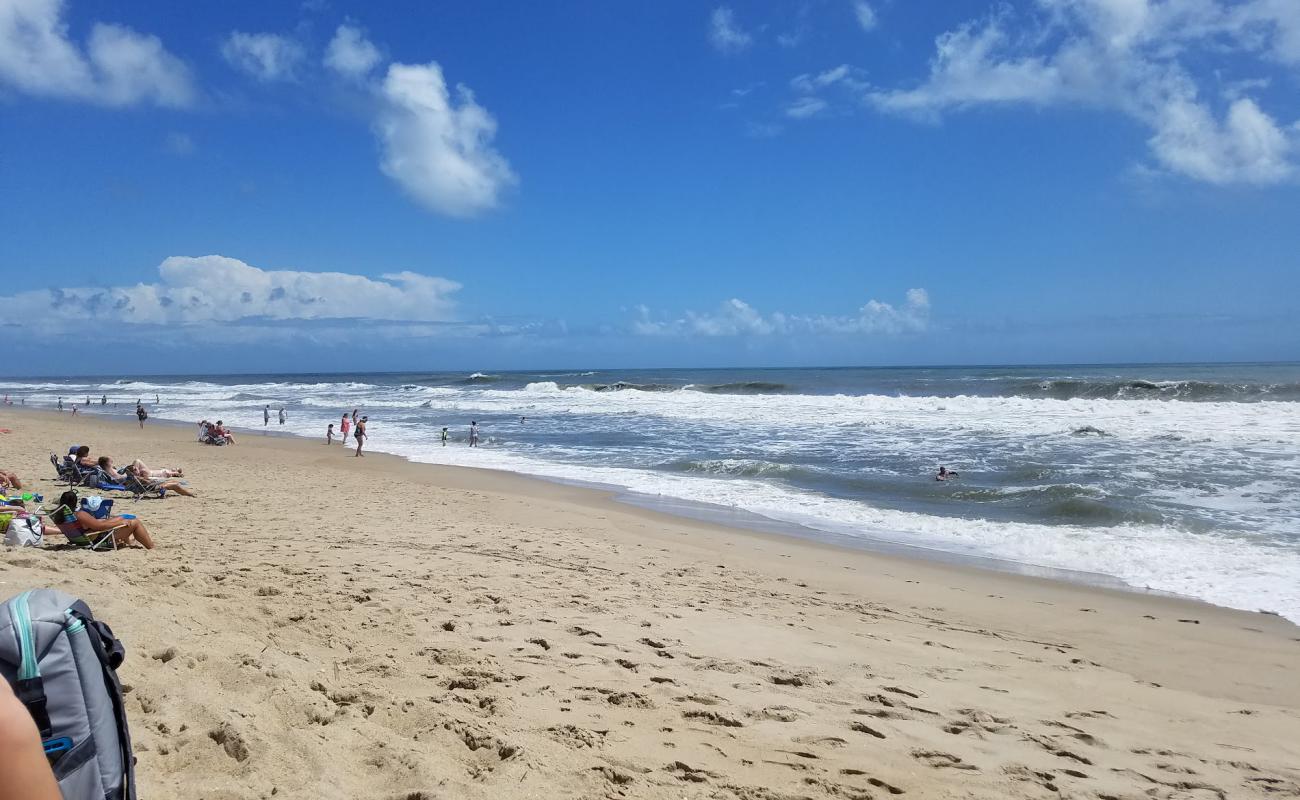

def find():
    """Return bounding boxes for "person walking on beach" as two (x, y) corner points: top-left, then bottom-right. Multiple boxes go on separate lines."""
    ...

(279, 407), (286, 425)
(340, 413), (351, 444)
(136, 403), (148, 429)
(441, 427), (449, 446)
(263, 405), (270, 426)
(326, 423), (335, 444)
(354, 416), (367, 457)
(469, 420), (480, 447)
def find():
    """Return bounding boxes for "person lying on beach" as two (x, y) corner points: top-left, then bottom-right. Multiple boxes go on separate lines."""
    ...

(936, 466), (959, 481)
(130, 459), (183, 479)
(124, 464), (196, 497)
(0, 469), (24, 490)
(50, 490), (155, 549)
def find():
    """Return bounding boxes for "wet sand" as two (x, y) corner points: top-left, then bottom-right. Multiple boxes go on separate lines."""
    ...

(1, 409), (1298, 799)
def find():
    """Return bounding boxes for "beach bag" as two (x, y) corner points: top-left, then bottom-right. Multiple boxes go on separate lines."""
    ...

(4, 515), (43, 547)
(0, 589), (136, 800)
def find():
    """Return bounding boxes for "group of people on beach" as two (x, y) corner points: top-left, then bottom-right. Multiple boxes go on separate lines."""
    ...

(70, 445), (195, 497)
(325, 409), (368, 456)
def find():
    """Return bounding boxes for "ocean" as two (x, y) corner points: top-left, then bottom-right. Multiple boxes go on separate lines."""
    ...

(5, 363), (1298, 621)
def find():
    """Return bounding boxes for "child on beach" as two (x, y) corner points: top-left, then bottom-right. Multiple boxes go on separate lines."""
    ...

(340, 413), (351, 444)
(326, 423), (335, 444)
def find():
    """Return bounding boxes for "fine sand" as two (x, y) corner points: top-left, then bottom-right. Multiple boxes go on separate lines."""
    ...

(1, 409), (1298, 799)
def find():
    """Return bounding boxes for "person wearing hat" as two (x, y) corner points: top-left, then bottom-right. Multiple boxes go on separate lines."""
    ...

(354, 416), (368, 457)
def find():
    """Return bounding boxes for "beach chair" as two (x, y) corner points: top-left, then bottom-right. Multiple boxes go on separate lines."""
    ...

(120, 471), (167, 501)
(50, 452), (78, 484)
(42, 504), (124, 552)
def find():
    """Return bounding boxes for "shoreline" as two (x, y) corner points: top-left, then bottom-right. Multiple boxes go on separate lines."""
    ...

(2, 409), (1298, 798)
(27, 404), (1235, 614)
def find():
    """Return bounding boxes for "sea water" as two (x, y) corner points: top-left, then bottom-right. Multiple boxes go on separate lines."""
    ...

(6, 363), (1298, 621)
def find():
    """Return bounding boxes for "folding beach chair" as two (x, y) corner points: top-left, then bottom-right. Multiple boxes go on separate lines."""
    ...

(120, 471), (167, 501)
(42, 503), (125, 552)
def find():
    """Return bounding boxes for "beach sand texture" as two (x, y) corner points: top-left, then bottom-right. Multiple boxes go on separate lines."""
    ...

(1, 410), (1298, 799)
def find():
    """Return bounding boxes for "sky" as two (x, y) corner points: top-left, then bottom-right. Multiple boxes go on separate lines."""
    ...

(0, 0), (1298, 374)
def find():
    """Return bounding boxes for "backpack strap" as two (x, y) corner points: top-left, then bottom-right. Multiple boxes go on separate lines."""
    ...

(68, 601), (136, 800)
(6, 590), (52, 738)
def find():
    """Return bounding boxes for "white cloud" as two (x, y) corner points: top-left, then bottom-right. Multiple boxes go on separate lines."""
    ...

(0, 255), (461, 325)
(786, 96), (828, 119)
(633, 290), (931, 337)
(867, 2), (1300, 184)
(324, 23), (380, 80)
(373, 62), (517, 217)
(0, 0), (194, 107)
(221, 31), (306, 82)
(853, 1), (879, 32)
(709, 7), (753, 54)
(1150, 96), (1294, 184)
(791, 64), (866, 94)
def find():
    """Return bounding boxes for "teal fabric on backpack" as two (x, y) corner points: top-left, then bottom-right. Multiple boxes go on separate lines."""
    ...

(0, 589), (136, 800)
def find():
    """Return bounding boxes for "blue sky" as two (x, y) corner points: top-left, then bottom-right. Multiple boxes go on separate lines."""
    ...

(1, 0), (1298, 373)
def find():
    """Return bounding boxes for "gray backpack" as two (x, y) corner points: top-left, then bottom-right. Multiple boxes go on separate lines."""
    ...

(1, 589), (136, 799)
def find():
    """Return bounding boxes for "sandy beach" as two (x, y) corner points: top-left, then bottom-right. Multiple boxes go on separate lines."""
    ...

(1, 409), (1297, 799)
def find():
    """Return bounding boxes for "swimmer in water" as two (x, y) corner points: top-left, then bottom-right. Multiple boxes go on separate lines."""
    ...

(936, 466), (958, 481)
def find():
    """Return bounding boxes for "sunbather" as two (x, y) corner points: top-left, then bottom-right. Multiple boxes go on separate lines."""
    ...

(124, 463), (196, 497)
(0, 469), (22, 490)
(73, 445), (95, 469)
(131, 459), (183, 478)
(50, 490), (155, 549)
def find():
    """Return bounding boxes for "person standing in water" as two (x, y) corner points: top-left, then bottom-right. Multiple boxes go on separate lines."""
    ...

(351, 408), (359, 426)
(441, 427), (449, 446)
(278, 407), (286, 425)
(263, 405), (270, 426)
(100, 394), (106, 405)
(57, 397), (62, 411)
(340, 413), (351, 444)
(469, 420), (480, 447)
(354, 416), (367, 457)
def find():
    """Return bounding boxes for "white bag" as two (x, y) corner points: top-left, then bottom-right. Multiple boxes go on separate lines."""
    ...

(4, 516), (44, 547)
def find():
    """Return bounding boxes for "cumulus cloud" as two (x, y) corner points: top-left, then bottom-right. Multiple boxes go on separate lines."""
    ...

(709, 7), (753, 54)
(0, 255), (461, 325)
(373, 62), (517, 217)
(221, 31), (307, 82)
(867, 1), (1300, 184)
(853, 1), (879, 32)
(324, 23), (381, 80)
(0, 0), (194, 107)
(633, 290), (931, 337)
